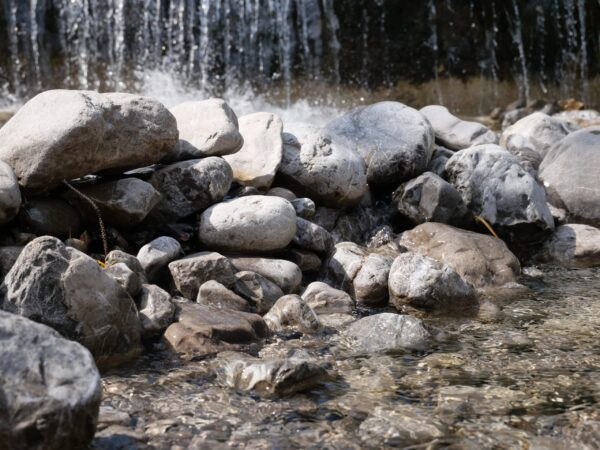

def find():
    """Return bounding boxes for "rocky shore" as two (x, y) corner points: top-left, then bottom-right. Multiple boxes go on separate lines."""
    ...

(1, 90), (599, 449)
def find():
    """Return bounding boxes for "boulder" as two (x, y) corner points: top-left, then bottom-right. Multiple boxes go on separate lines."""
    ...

(169, 99), (243, 159)
(0, 311), (102, 450)
(539, 127), (600, 226)
(105, 250), (147, 284)
(228, 256), (302, 294)
(137, 236), (181, 280)
(325, 101), (434, 186)
(445, 144), (554, 238)
(223, 112), (283, 189)
(199, 196), (297, 252)
(538, 224), (600, 268)
(137, 284), (175, 338)
(104, 262), (142, 297)
(17, 198), (82, 239)
(426, 146), (454, 177)
(65, 178), (160, 228)
(196, 280), (250, 312)
(149, 157), (232, 221)
(391, 171), (471, 227)
(263, 295), (321, 334)
(0, 160), (21, 225)
(388, 252), (477, 312)
(232, 271), (283, 314)
(301, 281), (355, 315)
(398, 222), (520, 288)
(168, 252), (236, 299)
(163, 302), (268, 357)
(1, 237), (141, 368)
(291, 197), (316, 219)
(293, 217), (333, 254)
(553, 109), (600, 128)
(277, 125), (367, 206)
(0, 90), (178, 193)
(343, 313), (430, 353)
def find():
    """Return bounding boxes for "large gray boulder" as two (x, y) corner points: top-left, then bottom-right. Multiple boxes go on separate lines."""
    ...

(325, 101), (434, 186)
(0, 160), (21, 225)
(398, 222), (520, 288)
(0, 90), (178, 193)
(277, 124), (367, 207)
(537, 224), (600, 268)
(168, 252), (236, 300)
(539, 127), (600, 226)
(0, 311), (102, 450)
(1, 237), (142, 368)
(445, 144), (554, 238)
(228, 256), (302, 294)
(420, 105), (497, 150)
(150, 157), (232, 221)
(169, 99), (243, 160)
(199, 195), (297, 252)
(223, 112), (283, 189)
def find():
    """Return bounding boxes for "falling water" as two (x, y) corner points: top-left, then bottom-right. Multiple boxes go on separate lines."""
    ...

(510, 0), (530, 103)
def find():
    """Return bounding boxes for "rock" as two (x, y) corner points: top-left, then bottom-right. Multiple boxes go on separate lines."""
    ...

(330, 204), (391, 246)
(149, 157), (232, 221)
(420, 105), (497, 150)
(263, 295), (321, 334)
(388, 252), (477, 312)
(232, 271), (283, 314)
(0, 90), (178, 193)
(324, 242), (394, 306)
(343, 313), (430, 353)
(277, 124), (367, 207)
(278, 249), (323, 272)
(199, 196), (297, 252)
(18, 198), (82, 239)
(553, 109), (600, 128)
(290, 197), (315, 219)
(500, 112), (571, 161)
(426, 146), (454, 177)
(169, 99), (243, 159)
(1, 237), (141, 368)
(65, 178), (160, 228)
(391, 171), (471, 227)
(137, 236), (181, 280)
(366, 225), (396, 248)
(223, 112), (283, 189)
(0, 160), (21, 225)
(228, 256), (302, 294)
(105, 262), (142, 297)
(398, 222), (521, 288)
(216, 350), (327, 396)
(539, 127), (600, 226)
(312, 206), (341, 231)
(445, 144), (554, 239)
(538, 224), (600, 268)
(0, 311), (102, 450)
(266, 187), (296, 201)
(301, 281), (354, 315)
(137, 284), (175, 338)
(197, 280), (250, 312)
(163, 303), (268, 357)
(168, 252), (236, 300)
(325, 101), (434, 186)
(105, 250), (147, 284)
(293, 217), (333, 254)
(0, 246), (22, 280)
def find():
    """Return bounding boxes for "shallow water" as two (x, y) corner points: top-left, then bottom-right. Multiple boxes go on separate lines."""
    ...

(95, 265), (600, 449)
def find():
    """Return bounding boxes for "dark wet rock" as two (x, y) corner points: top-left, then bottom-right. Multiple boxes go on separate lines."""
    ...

(105, 250), (147, 284)
(1, 237), (141, 368)
(232, 271), (283, 314)
(426, 145), (454, 177)
(0, 90), (178, 193)
(228, 256), (302, 294)
(392, 171), (471, 227)
(216, 350), (328, 396)
(263, 294), (321, 334)
(0, 160), (21, 225)
(330, 205), (391, 245)
(150, 157), (233, 221)
(278, 249), (322, 272)
(266, 187), (296, 201)
(169, 252), (236, 300)
(325, 101), (434, 186)
(163, 303), (268, 357)
(312, 206), (341, 232)
(18, 198), (82, 239)
(0, 246), (22, 280)
(537, 224), (600, 268)
(0, 311), (102, 450)
(293, 217), (333, 254)
(388, 252), (477, 312)
(65, 178), (160, 228)
(445, 144), (554, 239)
(197, 280), (250, 312)
(420, 104), (497, 150)
(169, 99), (243, 159)
(398, 222), (520, 289)
(301, 281), (355, 315)
(539, 127), (600, 227)
(137, 236), (181, 280)
(343, 313), (430, 353)
(138, 284), (175, 338)
(199, 195), (297, 252)
(105, 262), (142, 297)
(291, 197), (316, 219)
